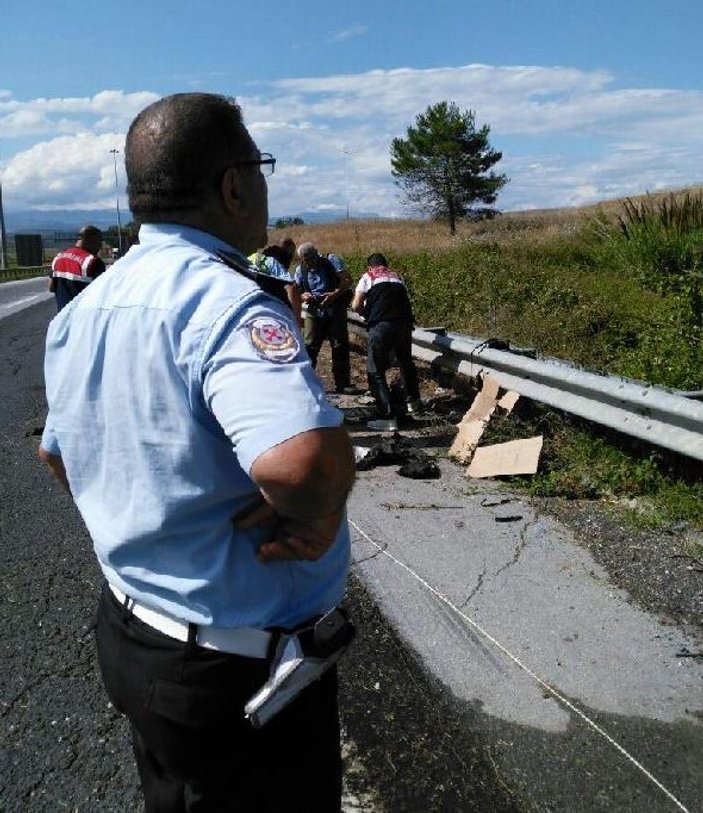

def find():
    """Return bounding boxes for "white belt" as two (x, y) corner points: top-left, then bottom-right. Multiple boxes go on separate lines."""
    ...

(108, 583), (272, 659)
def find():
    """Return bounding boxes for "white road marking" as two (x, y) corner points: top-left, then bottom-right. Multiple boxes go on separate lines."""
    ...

(1, 294), (40, 308)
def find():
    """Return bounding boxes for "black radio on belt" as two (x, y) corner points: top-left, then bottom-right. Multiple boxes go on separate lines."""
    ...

(312, 607), (356, 657)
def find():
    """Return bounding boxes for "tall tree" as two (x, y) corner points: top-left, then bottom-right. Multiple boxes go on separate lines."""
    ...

(390, 102), (508, 234)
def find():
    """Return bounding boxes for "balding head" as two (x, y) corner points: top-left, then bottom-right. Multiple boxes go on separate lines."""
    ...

(125, 93), (254, 223)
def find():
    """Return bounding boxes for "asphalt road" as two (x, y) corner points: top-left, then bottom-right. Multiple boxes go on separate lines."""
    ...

(1, 297), (702, 812)
(0, 277), (52, 318)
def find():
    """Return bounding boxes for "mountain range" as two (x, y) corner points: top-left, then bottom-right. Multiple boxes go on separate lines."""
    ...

(4, 208), (380, 235)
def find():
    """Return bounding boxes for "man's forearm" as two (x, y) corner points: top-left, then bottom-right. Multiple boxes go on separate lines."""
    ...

(251, 428), (355, 522)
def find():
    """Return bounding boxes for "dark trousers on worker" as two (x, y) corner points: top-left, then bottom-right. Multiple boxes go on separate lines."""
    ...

(95, 583), (342, 813)
(304, 307), (351, 391)
(367, 320), (420, 418)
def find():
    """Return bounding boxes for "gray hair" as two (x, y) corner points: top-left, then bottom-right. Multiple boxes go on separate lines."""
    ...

(297, 242), (317, 259)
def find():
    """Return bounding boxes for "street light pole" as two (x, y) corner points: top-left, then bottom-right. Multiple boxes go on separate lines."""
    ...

(0, 182), (7, 271)
(110, 149), (123, 255)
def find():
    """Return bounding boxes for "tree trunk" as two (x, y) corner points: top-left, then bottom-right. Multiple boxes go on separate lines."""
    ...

(447, 197), (457, 235)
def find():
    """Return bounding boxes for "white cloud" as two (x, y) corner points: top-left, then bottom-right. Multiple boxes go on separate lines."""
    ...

(3, 132), (126, 208)
(327, 24), (368, 43)
(3, 65), (703, 217)
(0, 90), (160, 138)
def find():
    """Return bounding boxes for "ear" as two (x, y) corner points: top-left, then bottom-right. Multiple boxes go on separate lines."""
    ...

(219, 167), (247, 216)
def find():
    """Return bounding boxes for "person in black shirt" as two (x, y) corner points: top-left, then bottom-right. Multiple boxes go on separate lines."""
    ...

(351, 253), (421, 431)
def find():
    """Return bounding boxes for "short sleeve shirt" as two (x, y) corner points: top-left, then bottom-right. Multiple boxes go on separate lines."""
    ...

(41, 224), (349, 628)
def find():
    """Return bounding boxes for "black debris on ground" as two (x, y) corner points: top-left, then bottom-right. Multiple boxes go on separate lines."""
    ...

(355, 433), (441, 479)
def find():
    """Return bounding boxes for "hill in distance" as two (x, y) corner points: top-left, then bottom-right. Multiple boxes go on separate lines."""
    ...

(4, 208), (381, 235)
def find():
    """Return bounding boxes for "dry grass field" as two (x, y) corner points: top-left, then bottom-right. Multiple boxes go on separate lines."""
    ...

(267, 184), (703, 257)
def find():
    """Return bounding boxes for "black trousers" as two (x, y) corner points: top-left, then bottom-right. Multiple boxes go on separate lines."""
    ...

(95, 583), (342, 813)
(367, 321), (420, 417)
(304, 309), (351, 390)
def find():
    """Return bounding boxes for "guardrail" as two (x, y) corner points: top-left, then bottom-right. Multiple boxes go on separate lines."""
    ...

(347, 312), (703, 463)
(0, 265), (50, 281)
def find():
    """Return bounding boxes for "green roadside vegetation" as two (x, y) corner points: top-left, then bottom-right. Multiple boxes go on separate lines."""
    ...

(449, 193), (701, 536)
(336, 190), (703, 536)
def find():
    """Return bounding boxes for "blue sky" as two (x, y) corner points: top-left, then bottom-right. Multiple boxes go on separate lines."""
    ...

(1, 0), (702, 221)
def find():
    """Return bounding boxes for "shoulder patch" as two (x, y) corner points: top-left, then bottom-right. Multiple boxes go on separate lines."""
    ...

(244, 317), (300, 363)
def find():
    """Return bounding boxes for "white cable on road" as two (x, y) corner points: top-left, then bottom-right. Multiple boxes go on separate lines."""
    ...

(349, 517), (691, 813)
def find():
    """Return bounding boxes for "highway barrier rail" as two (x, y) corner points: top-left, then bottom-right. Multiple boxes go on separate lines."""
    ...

(347, 312), (703, 463)
(0, 265), (50, 281)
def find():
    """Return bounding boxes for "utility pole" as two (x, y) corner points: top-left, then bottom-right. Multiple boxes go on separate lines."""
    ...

(342, 147), (352, 220)
(0, 182), (8, 271)
(110, 149), (123, 255)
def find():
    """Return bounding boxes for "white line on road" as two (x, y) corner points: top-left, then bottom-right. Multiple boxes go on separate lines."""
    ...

(349, 517), (692, 813)
(2, 295), (40, 308)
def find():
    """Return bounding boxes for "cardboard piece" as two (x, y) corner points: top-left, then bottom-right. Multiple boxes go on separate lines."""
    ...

(497, 390), (520, 414)
(460, 375), (501, 424)
(466, 436), (543, 479)
(448, 375), (501, 463)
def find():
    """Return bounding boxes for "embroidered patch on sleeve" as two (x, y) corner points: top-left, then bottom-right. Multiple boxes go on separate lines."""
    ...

(244, 317), (300, 363)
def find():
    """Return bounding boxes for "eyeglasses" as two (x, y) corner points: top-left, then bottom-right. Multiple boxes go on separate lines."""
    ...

(232, 152), (276, 177)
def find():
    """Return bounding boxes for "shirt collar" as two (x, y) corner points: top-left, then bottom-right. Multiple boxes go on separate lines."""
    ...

(138, 223), (248, 262)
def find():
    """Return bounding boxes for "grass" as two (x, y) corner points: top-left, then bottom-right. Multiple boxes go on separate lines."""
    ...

(269, 186), (703, 532)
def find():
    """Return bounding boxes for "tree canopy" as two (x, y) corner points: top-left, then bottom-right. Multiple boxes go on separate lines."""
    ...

(390, 101), (508, 234)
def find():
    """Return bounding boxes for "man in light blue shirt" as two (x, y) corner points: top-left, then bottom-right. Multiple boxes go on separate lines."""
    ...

(294, 242), (356, 394)
(38, 92), (356, 812)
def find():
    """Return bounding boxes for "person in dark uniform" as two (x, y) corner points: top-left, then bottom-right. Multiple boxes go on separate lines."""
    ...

(49, 225), (105, 311)
(38, 92), (356, 812)
(351, 252), (421, 431)
(294, 242), (356, 394)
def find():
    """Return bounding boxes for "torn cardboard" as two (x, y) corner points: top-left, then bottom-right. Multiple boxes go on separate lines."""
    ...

(466, 436), (543, 479)
(497, 390), (520, 414)
(449, 375), (519, 464)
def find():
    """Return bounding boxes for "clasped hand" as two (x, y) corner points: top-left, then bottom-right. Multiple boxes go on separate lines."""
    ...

(233, 499), (343, 563)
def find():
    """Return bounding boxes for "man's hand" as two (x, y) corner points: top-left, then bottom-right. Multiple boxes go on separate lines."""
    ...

(38, 446), (71, 494)
(233, 499), (344, 562)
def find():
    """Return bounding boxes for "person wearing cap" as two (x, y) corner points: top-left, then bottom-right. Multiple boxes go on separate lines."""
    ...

(294, 242), (356, 394)
(249, 245), (303, 324)
(351, 252), (422, 431)
(38, 92), (356, 811)
(49, 225), (106, 311)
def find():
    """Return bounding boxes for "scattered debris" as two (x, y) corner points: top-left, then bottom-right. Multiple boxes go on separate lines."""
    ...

(355, 434), (441, 479)
(467, 436), (544, 479)
(676, 648), (703, 659)
(497, 390), (520, 414)
(448, 375), (501, 463)
(398, 458), (440, 480)
(354, 446), (371, 463)
(381, 502), (463, 511)
(494, 515), (524, 523)
(480, 497), (514, 508)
